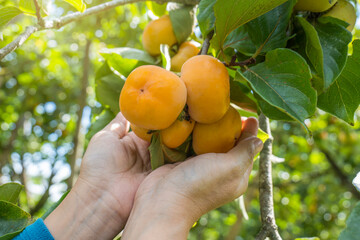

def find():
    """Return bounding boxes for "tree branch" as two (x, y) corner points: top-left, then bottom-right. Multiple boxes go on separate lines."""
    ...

(223, 57), (256, 67)
(319, 147), (360, 200)
(0, 26), (38, 60)
(33, 0), (44, 27)
(199, 30), (214, 55)
(0, 114), (25, 180)
(19, 155), (30, 208)
(255, 114), (282, 240)
(0, 0), (200, 61)
(66, 39), (91, 188)
(30, 165), (57, 215)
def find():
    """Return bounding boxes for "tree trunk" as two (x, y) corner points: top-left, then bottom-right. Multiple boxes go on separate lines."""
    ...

(0, 114), (25, 182)
(66, 39), (91, 189)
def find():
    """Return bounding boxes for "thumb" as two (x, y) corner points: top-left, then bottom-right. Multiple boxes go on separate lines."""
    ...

(227, 137), (263, 168)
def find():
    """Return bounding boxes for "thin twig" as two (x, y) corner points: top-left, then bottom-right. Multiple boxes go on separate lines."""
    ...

(255, 114), (282, 240)
(319, 147), (360, 200)
(29, 167), (56, 215)
(0, 0), (200, 60)
(0, 26), (38, 60)
(33, 0), (44, 27)
(199, 30), (214, 55)
(223, 57), (256, 67)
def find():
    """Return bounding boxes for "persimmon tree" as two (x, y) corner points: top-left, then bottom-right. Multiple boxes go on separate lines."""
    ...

(0, 0), (360, 239)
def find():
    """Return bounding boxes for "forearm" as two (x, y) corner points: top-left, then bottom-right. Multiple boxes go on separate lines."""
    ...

(44, 178), (126, 240)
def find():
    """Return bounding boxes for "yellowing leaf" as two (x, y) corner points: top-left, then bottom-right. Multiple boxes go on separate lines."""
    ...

(0, 6), (23, 27)
(63, 0), (86, 12)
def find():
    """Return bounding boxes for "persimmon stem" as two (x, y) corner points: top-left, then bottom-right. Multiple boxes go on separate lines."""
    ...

(223, 57), (256, 67)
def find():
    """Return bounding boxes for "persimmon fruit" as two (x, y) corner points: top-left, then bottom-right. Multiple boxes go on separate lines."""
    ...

(142, 15), (177, 56)
(131, 124), (153, 142)
(120, 65), (187, 130)
(171, 42), (200, 72)
(192, 106), (242, 155)
(181, 55), (230, 124)
(294, 0), (337, 12)
(323, 0), (357, 31)
(160, 117), (195, 148)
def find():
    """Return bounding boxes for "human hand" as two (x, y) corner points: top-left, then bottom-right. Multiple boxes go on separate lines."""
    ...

(122, 117), (263, 240)
(45, 113), (151, 239)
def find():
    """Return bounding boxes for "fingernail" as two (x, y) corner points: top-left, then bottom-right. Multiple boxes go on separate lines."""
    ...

(253, 138), (263, 153)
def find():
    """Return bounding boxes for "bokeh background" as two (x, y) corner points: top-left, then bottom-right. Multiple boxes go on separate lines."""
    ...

(1, 0), (360, 239)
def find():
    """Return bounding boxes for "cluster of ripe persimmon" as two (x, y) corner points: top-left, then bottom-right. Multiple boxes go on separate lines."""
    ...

(119, 15), (242, 155)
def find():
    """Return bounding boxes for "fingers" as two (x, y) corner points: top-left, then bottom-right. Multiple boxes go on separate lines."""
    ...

(239, 117), (259, 141)
(128, 131), (150, 146)
(127, 131), (151, 167)
(225, 117), (262, 166)
(103, 112), (129, 138)
(227, 136), (263, 169)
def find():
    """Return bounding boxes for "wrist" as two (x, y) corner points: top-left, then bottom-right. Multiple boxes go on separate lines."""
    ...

(122, 202), (192, 240)
(122, 191), (197, 240)
(44, 177), (126, 240)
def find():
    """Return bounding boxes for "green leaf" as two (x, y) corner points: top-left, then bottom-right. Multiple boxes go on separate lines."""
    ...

(41, 190), (70, 220)
(295, 238), (320, 240)
(296, 17), (323, 89)
(0, 231), (23, 240)
(162, 145), (187, 163)
(95, 62), (125, 114)
(297, 17), (352, 91)
(241, 48), (317, 129)
(196, 0), (216, 36)
(86, 110), (116, 140)
(149, 133), (164, 170)
(169, 4), (195, 44)
(236, 108), (258, 118)
(257, 95), (294, 121)
(160, 44), (171, 71)
(246, 0), (295, 53)
(0, 6), (23, 27)
(212, 0), (287, 51)
(0, 183), (23, 204)
(318, 40), (360, 125)
(62, 0), (86, 12)
(162, 134), (192, 163)
(230, 79), (258, 112)
(146, 1), (167, 16)
(19, 0), (36, 15)
(223, 26), (256, 56)
(0, 200), (32, 239)
(315, 17), (352, 90)
(100, 47), (157, 77)
(339, 201), (360, 240)
(175, 135), (192, 154)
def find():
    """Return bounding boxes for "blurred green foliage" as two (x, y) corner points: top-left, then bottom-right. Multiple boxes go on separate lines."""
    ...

(0, 0), (360, 239)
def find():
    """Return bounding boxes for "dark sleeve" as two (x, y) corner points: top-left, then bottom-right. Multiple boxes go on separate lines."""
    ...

(12, 218), (54, 240)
